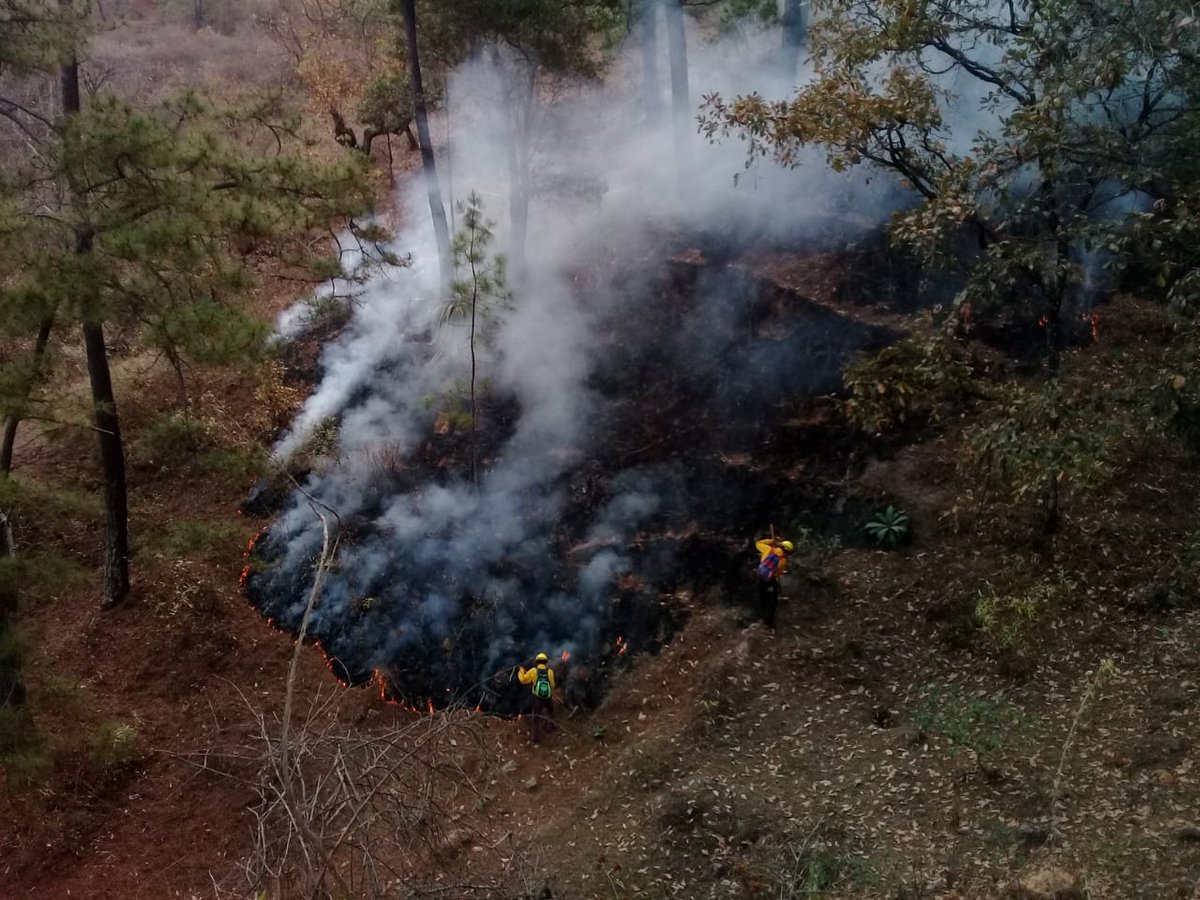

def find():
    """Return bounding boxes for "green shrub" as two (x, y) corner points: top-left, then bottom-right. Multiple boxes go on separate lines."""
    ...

(2, 749), (52, 786)
(137, 412), (212, 467)
(90, 721), (139, 768)
(864, 505), (910, 548)
(756, 839), (879, 897)
(841, 331), (978, 433)
(0, 552), (88, 595)
(150, 519), (244, 558)
(287, 416), (341, 472)
(0, 619), (23, 669)
(0, 705), (34, 754)
(196, 445), (266, 479)
(910, 683), (1026, 756)
(0, 704), (49, 787)
(0, 473), (98, 521)
(975, 569), (1076, 649)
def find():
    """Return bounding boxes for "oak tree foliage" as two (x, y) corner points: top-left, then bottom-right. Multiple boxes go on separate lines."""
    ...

(704, 0), (1200, 531)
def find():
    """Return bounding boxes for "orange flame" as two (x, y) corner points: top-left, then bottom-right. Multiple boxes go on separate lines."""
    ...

(560, 650), (572, 662)
(1037, 315), (1049, 327)
(615, 636), (628, 656)
(1082, 311), (1099, 341)
(239, 532), (263, 587)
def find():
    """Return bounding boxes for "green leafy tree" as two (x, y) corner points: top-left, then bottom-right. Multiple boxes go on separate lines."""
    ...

(963, 380), (1111, 534)
(441, 191), (510, 483)
(0, 5), (375, 606)
(703, 0), (1200, 368)
(704, 0), (1200, 536)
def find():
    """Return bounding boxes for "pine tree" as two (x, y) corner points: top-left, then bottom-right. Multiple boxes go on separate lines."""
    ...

(441, 191), (510, 484)
(0, 3), (376, 606)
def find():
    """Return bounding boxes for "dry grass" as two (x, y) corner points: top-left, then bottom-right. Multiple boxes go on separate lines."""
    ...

(88, 16), (289, 103)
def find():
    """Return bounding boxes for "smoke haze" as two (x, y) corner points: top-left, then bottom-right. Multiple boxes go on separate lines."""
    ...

(245, 16), (925, 707)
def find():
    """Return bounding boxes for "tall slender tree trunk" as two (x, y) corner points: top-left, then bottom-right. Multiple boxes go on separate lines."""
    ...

(62, 41), (131, 608)
(0, 514), (14, 616)
(506, 71), (535, 283)
(640, 0), (662, 122)
(82, 316), (130, 607)
(0, 315), (55, 475)
(506, 136), (528, 282)
(398, 0), (451, 288)
(0, 513), (23, 707)
(780, 0), (807, 78)
(468, 261), (479, 486)
(664, 0), (691, 197)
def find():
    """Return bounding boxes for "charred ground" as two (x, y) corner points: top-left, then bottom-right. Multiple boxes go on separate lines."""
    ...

(1, 220), (1198, 899)
(242, 223), (919, 716)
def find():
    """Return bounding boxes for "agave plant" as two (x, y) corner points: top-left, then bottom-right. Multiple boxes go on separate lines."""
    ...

(864, 505), (910, 548)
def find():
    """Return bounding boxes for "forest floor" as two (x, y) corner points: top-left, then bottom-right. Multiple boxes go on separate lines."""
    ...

(1, 10), (1198, 890)
(1, 236), (1199, 900)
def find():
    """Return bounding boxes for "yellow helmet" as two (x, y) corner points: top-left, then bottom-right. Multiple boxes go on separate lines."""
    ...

(535, 652), (549, 663)
(781, 540), (795, 552)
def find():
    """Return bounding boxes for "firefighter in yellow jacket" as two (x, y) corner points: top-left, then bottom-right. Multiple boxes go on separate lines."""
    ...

(518, 652), (556, 743)
(754, 537), (794, 628)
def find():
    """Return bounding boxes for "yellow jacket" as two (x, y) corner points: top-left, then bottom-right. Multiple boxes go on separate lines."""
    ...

(518, 663), (556, 695)
(755, 539), (790, 575)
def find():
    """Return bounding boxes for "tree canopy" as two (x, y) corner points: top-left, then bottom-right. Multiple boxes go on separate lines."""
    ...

(704, 0), (1200, 359)
(0, 1), (377, 605)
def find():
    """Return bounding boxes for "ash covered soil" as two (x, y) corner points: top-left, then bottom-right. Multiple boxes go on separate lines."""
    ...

(2, 246), (1199, 899)
(417, 298), (1200, 900)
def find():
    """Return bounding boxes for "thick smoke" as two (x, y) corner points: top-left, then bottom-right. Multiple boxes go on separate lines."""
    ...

(245, 18), (916, 707)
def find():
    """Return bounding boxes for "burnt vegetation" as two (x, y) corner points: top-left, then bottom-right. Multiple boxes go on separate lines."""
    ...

(244, 223), (929, 714)
(2, 0), (1200, 898)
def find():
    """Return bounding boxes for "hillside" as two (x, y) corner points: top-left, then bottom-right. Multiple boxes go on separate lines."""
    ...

(3, 238), (1199, 898)
(2, 1), (1200, 898)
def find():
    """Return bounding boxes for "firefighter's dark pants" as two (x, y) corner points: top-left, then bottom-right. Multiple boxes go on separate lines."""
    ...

(757, 576), (780, 628)
(530, 695), (554, 743)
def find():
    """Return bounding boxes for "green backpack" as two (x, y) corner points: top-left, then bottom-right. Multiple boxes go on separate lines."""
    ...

(533, 667), (552, 699)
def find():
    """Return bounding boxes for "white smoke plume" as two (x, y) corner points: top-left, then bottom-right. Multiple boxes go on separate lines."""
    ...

(246, 17), (919, 707)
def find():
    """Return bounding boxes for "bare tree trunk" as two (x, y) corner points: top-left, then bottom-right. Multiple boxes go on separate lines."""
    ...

(62, 36), (131, 609)
(0, 513), (23, 707)
(640, 0), (662, 122)
(780, 0), (807, 78)
(507, 133), (528, 282)
(398, 0), (451, 288)
(165, 342), (190, 411)
(83, 310), (131, 608)
(506, 75), (534, 284)
(0, 315), (55, 475)
(664, 0), (691, 196)
(0, 514), (15, 616)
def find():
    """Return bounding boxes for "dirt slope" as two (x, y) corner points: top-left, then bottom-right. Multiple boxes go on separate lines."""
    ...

(0, 156), (1196, 899)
